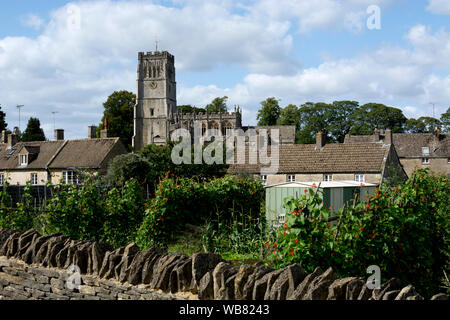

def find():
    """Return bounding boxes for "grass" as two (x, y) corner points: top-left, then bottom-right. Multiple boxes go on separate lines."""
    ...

(166, 223), (268, 265)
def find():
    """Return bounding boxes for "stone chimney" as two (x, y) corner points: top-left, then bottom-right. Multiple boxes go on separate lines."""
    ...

(7, 131), (19, 148)
(374, 128), (380, 141)
(54, 129), (64, 141)
(88, 126), (98, 139)
(1, 130), (10, 143)
(316, 131), (326, 150)
(100, 129), (109, 138)
(384, 129), (393, 145)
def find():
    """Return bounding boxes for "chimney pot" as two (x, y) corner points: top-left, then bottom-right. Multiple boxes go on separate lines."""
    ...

(7, 132), (18, 148)
(374, 128), (380, 141)
(88, 126), (98, 139)
(54, 129), (64, 141)
(384, 129), (393, 145)
(316, 131), (326, 150)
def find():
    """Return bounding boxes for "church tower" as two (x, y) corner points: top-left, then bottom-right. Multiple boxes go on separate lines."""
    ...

(133, 51), (177, 150)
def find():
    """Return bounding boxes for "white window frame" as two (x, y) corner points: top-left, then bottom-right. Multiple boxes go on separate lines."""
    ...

(287, 174), (296, 182)
(323, 174), (333, 182)
(31, 173), (38, 185)
(260, 175), (267, 185)
(62, 171), (75, 184)
(422, 147), (430, 155)
(421, 157), (430, 164)
(354, 174), (365, 183)
(20, 154), (27, 166)
(0, 174), (4, 186)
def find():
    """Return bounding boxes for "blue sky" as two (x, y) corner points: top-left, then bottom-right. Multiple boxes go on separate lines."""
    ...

(0, 0), (449, 139)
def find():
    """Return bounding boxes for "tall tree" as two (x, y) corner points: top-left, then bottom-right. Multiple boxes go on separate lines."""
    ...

(440, 107), (450, 133)
(21, 117), (46, 142)
(205, 96), (228, 113)
(296, 102), (331, 144)
(257, 97), (281, 126)
(98, 90), (136, 149)
(405, 117), (440, 133)
(0, 105), (7, 132)
(277, 104), (300, 127)
(349, 103), (407, 135)
(326, 101), (359, 143)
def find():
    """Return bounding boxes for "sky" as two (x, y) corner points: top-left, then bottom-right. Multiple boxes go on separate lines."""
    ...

(0, 0), (449, 140)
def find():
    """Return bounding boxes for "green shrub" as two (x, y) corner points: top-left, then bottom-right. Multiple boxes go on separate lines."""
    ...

(102, 179), (146, 247)
(267, 168), (449, 298)
(136, 174), (264, 248)
(41, 175), (106, 241)
(0, 181), (35, 231)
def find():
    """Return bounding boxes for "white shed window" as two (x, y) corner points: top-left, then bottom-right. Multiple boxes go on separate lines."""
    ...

(286, 175), (295, 182)
(323, 174), (333, 182)
(354, 174), (365, 182)
(422, 147), (430, 155)
(260, 175), (267, 185)
(421, 158), (430, 164)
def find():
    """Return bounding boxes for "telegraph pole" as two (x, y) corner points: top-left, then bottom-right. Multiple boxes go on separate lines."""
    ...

(16, 105), (24, 131)
(52, 111), (59, 132)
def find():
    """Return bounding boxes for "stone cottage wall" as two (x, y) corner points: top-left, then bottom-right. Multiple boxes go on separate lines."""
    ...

(0, 228), (448, 301)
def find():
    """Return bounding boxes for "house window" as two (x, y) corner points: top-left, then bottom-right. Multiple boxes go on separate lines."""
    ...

(0, 174), (4, 186)
(323, 174), (333, 182)
(422, 147), (430, 155)
(286, 175), (295, 182)
(421, 158), (430, 164)
(354, 174), (365, 182)
(260, 175), (267, 185)
(20, 155), (27, 166)
(31, 173), (38, 185)
(62, 171), (75, 184)
(448, 158), (450, 164)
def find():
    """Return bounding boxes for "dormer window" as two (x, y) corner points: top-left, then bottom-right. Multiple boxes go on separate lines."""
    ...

(422, 147), (430, 155)
(20, 154), (27, 166)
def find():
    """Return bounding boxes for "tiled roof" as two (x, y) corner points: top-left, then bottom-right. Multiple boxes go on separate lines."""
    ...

(0, 141), (65, 170)
(242, 125), (296, 144)
(228, 142), (390, 174)
(0, 138), (124, 170)
(345, 133), (450, 158)
(48, 138), (121, 169)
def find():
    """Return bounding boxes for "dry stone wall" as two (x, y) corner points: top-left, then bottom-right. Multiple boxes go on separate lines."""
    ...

(0, 228), (448, 301)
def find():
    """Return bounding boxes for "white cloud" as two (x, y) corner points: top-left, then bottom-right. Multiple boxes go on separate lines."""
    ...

(20, 14), (45, 30)
(178, 24), (450, 122)
(427, 0), (450, 15)
(0, 0), (447, 139)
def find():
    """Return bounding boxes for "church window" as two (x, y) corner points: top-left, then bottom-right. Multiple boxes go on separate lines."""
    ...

(150, 109), (154, 116)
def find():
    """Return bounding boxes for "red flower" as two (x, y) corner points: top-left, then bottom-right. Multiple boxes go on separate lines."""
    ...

(284, 224), (287, 229)
(329, 205), (333, 210)
(294, 239), (298, 244)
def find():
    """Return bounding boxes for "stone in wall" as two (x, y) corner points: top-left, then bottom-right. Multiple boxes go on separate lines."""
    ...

(1, 228), (448, 301)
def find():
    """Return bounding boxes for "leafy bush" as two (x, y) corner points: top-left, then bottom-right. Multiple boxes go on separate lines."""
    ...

(136, 174), (264, 248)
(41, 175), (147, 247)
(42, 175), (106, 241)
(102, 179), (146, 247)
(267, 168), (449, 298)
(104, 153), (153, 186)
(0, 181), (35, 231)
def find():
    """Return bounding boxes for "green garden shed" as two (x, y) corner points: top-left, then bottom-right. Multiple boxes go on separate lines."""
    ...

(265, 181), (377, 228)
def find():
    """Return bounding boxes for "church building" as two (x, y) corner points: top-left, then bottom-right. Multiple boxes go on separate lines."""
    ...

(132, 51), (296, 150)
